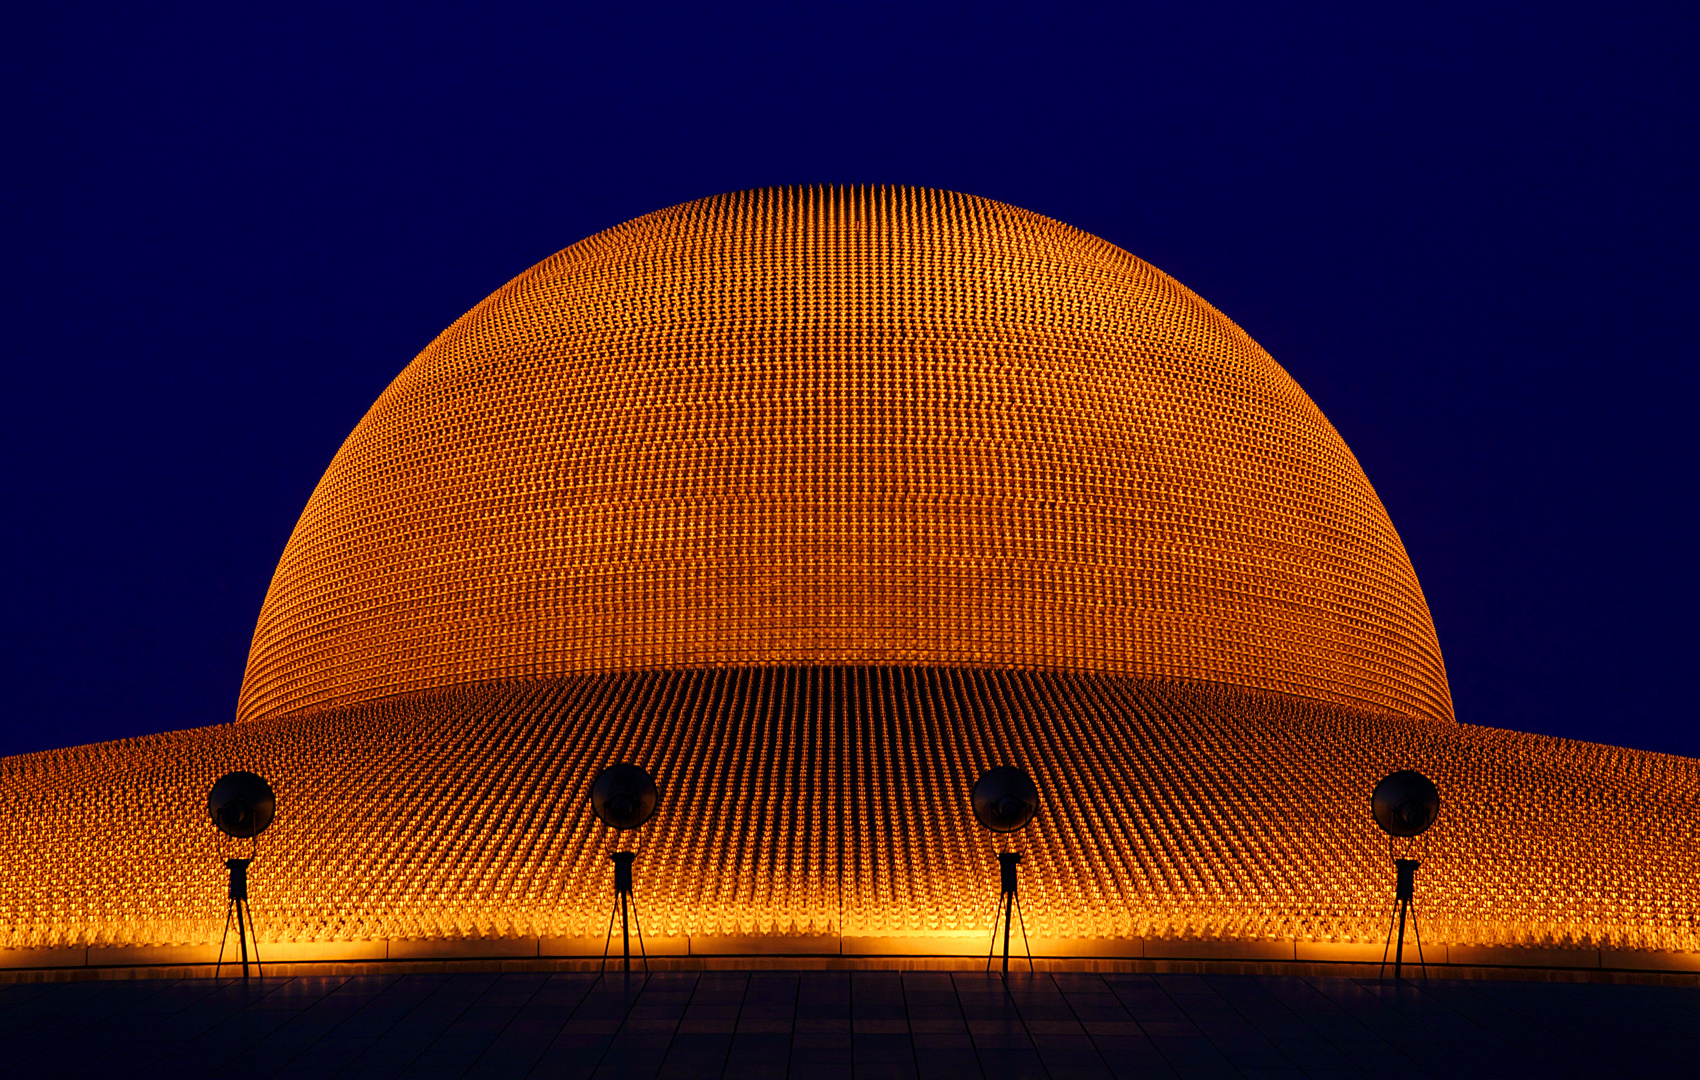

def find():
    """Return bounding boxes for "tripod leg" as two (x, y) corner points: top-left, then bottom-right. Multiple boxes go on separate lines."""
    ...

(217, 901), (233, 977)
(235, 896), (250, 978)
(601, 899), (618, 973)
(1393, 896), (1408, 980)
(1013, 894), (1034, 974)
(1379, 896), (1399, 978)
(629, 894), (649, 974)
(245, 900), (262, 979)
(621, 892), (632, 972)
(992, 891), (1006, 972)
(1410, 902), (1425, 977)
(986, 896), (1002, 973)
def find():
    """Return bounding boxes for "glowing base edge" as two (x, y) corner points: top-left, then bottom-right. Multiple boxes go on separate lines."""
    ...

(3, 937), (1697, 976)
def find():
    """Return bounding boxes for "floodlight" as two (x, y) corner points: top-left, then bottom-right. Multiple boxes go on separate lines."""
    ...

(208, 771), (276, 839)
(589, 763), (659, 971)
(970, 766), (1038, 974)
(1370, 769), (1440, 979)
(1371, 770), (1440, 838)
(591, 763), (658, 832)
(971, 766), (1038, 834)
(206, 771), (275, 978)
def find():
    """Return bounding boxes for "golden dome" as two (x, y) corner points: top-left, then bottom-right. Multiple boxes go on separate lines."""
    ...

(7, 188), (1698, 973)
(238, 185), (1449, 724)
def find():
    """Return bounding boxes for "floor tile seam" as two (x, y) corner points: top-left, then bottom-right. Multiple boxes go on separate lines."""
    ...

(1296, 990), (1473, 1052)
(1158, 981), (1299, 1074)
(1438, 978), (1690, 1075)
(0, 984), (190, 1065)
(0, 1002), (65, 1031)
(1310, 1028), (1444, 1073)
(384, 977), (507, 1051)
(1107, 977), (1217, 1079)
(1197, 974), (1349, 1076)
(1383, 976), (1661, 1069)
(1253, 981), (1366, 1036)
(1523, 986), (1700, 1027)
(1039, 970), (1121, 1079)
(785, 965), (803, 1077)
(84, 976), (305, 1078)
(1298, 976), (1527, 1078)
(1, 1010), (176, 1072)
(301, 975), (473, 1080)
(0, 981), (170, 1030)
(192, 1020), (359, 1080)
(665, 964), (748, 1078)
(894, 961), (926, 1080)
(441, 973), (553, 1079)
(172, 986), (355, 1080)
(61, 1006), (250, 1079)
(978, 974), (1052, 1077)
(0, 989), (51, 1012)
(171, 1024), (308, 1080)
(249, 973), (408, 1077)
(580, 972), (686, 1080)
(729, 968), (760, 1075)
(944, 974), (991, 1080)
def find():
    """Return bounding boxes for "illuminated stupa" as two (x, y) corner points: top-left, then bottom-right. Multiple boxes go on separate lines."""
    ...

(2, 186), (1695, 968)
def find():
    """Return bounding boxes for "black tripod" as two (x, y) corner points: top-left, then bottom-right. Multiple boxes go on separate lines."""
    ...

(215, 857), (262, 978)
(985, 850), (1033, 974)
(1379, 857), (1425, 979)
(601, 851), (648, 972)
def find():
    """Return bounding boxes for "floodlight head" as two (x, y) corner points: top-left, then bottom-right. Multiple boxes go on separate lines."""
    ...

(1371, 769), (1440, 838)
(208, 771), (276, 839)
(972, 766), (1039, 833)
(591, 764), (658, 831)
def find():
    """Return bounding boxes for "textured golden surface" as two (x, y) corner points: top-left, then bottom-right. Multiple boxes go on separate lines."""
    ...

(15, 187), (1677, 963)
(237, 185), (1450, 726)
(2, 671), (1695, 953)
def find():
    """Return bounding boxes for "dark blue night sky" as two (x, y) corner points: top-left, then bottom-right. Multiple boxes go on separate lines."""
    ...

(7, 3), (1696, 758)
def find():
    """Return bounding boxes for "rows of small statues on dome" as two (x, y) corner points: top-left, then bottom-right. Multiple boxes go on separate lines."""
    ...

(1, 669), (1693, 957)
(238, 186), (1446, 728)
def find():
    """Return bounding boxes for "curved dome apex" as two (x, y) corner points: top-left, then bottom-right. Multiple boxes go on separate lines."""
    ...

(237, 185), (1451, 724)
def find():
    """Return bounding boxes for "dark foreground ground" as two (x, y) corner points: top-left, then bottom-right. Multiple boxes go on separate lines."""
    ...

(0, 969), (1695, 1079)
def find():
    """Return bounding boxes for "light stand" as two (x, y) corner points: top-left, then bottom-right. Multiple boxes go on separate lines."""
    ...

(207, 771), (276, 981)
(1370, 769), (1439, 981)
(589, 763), (660, 975)
(971, 766), (1040, 976)
(601, 850), (649, 972)
(1379, 856), (1425, 979)
(985, 850), (1033, 974)
(216, 856), (263, 978)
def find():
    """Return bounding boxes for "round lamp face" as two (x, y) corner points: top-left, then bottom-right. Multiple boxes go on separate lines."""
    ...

(971, 766), (1039, 833)
(208, 771), (276, 839)
(591, 764), (658, 831)
(1371, 770), (1440, 837)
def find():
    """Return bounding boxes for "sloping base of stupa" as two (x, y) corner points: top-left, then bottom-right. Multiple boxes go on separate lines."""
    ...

(2, 669), (1696, 971)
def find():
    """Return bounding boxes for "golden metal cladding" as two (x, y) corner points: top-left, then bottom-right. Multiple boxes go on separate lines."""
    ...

(13, 187), (1676, 963)
(2, 670), (1695, 954)
(236, 184), (1451, 726)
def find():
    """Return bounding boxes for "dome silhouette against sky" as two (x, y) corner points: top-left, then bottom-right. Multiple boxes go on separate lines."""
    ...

(239, 184), (1450, 726)
(2, 187), (1692, 969)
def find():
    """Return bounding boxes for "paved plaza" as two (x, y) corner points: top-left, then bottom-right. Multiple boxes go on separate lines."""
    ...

(0, 969), (1695, 1078)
